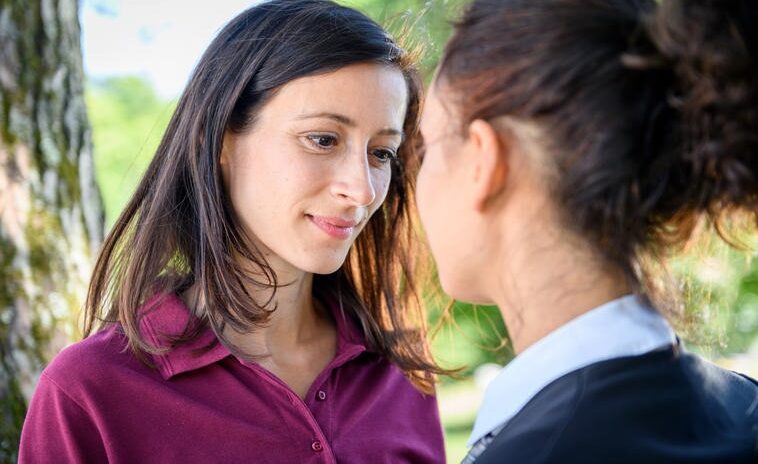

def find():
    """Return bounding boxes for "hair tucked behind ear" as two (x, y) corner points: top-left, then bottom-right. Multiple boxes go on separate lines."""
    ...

(438, 0), (757, 305)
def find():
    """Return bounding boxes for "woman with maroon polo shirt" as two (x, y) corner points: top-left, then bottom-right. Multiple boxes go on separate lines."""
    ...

(19, 1), (446, 462)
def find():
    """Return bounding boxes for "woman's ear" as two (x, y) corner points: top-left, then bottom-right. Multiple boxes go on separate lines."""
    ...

(220, 132), (231, 166)
(218, 132), (235, 187)
(466, 119), (509, 212)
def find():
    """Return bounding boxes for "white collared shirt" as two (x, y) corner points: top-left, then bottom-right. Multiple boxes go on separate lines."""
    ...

(467, 294), (677, 447)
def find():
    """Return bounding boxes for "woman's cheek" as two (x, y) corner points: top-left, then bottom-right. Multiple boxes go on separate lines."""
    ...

(372, 167), (392, 207)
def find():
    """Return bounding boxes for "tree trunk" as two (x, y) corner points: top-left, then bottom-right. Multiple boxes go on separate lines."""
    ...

(0, 0), (103, 460)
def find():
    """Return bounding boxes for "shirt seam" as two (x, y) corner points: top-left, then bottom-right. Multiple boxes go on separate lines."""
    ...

(40, 371), (110, 456)
(538, 370), (587, 462)
(42, 371), (92, 417)
(678, 354), (758, 442)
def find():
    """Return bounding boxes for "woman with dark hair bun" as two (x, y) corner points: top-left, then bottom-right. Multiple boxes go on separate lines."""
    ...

(417, 0), (757, 462)
(19, 1), (446, 462)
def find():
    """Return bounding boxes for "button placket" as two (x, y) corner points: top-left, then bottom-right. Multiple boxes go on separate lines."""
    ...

(241, 362), (337, 463)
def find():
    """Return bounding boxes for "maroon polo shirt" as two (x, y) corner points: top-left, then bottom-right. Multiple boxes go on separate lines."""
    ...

(19, 294), (445, 463)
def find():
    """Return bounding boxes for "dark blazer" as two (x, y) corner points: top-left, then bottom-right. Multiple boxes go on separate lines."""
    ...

(474, 345), (758, 464)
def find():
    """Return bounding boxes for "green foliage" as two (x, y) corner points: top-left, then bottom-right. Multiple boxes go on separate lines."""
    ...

(670, 235), (758, 357)
(0, 368), (24, 464)
(86, 76), (175, 227)
(428, 299), (511, 377)
(343, 0), (468, 77)
(734, 260), (758, 350)
(0, 238), (24, 464)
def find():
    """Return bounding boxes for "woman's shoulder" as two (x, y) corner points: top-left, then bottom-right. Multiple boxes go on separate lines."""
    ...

(477, 347), (758, 463)
(579, 347), (757, 422)
(567, 348), (758, 439)
(41, 325), (154, 398)
(42, 292), (193, 388)
(678, 349), (758, 400)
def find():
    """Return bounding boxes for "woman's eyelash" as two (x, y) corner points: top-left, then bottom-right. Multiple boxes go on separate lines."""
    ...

(306, 134), (338, 149)
(371, 148), (398, 163)
(304, 134), (397, 163)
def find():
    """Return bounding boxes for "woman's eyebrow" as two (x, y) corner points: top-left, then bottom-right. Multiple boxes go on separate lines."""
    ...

(295, 112), (404, 138)
(296, 111), (355, 125)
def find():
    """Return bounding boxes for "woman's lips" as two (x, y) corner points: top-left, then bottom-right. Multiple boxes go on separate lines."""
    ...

(307, 214), (358, 239)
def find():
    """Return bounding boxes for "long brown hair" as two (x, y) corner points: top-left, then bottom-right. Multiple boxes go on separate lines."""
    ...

(84, 0), (443, 392)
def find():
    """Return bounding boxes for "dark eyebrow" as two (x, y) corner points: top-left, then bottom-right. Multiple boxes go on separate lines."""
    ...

(296, 112), (404, 139)
(297, 112), (355, 126)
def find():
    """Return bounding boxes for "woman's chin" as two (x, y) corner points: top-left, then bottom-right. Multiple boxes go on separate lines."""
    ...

(299, 255), (348, 276)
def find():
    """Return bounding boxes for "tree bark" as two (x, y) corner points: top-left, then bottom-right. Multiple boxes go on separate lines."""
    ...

(0, 0), (103, 460)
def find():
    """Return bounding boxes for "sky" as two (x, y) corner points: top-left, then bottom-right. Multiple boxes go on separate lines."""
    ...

(80, 0), (260, 98)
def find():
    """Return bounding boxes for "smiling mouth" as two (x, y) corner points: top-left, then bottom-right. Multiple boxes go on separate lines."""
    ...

(306, 214), (360, 240)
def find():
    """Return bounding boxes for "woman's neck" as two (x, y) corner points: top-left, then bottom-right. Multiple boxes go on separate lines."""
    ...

(229, 267), (333, 355)
(182, 257), (338, 398)
(183, 255), (332, 356)
(490, 213), (630, 355)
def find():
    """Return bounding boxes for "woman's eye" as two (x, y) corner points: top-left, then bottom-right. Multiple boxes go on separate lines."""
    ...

(371, 148), (397, 163)
(306, 134), (338, 149)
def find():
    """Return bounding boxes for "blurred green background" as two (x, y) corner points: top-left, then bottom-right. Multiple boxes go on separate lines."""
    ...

(85, 1), (757, 462)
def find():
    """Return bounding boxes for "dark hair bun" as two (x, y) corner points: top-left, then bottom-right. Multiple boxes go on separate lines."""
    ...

(647, 0), (758, 216)
(439, 0), (756, 298)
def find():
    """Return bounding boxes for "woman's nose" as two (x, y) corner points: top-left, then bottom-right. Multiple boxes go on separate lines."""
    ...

(330, 149), (377, 207)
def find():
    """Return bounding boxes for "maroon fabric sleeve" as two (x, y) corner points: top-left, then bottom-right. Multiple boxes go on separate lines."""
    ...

(19, 373), (108, 464)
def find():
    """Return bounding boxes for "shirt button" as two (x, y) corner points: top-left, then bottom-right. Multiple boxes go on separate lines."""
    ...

(311, 440), (323, 452)
(317, 390), (327, 401)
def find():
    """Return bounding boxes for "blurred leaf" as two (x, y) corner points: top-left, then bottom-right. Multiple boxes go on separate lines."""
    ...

(86, 76), (176, 227)
(343, 0), (468, 78)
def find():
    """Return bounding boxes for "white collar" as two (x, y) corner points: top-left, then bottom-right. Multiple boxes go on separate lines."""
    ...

(468, 295), (676, 446)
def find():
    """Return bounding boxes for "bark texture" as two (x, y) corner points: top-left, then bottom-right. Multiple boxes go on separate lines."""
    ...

(0, 0), (103, 460)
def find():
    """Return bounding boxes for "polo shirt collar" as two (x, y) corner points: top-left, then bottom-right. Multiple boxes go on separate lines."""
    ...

(468, 294), (676, 446)
(329, 294), (368, 359)
(139, 292), (369, 380)
(139, 293), (229, 380)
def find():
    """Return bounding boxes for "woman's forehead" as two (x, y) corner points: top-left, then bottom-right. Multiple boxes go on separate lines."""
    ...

(258, 63), (408, 127)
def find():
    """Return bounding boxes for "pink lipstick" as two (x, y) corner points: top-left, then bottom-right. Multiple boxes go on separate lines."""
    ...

(307, 215), (358, 239)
